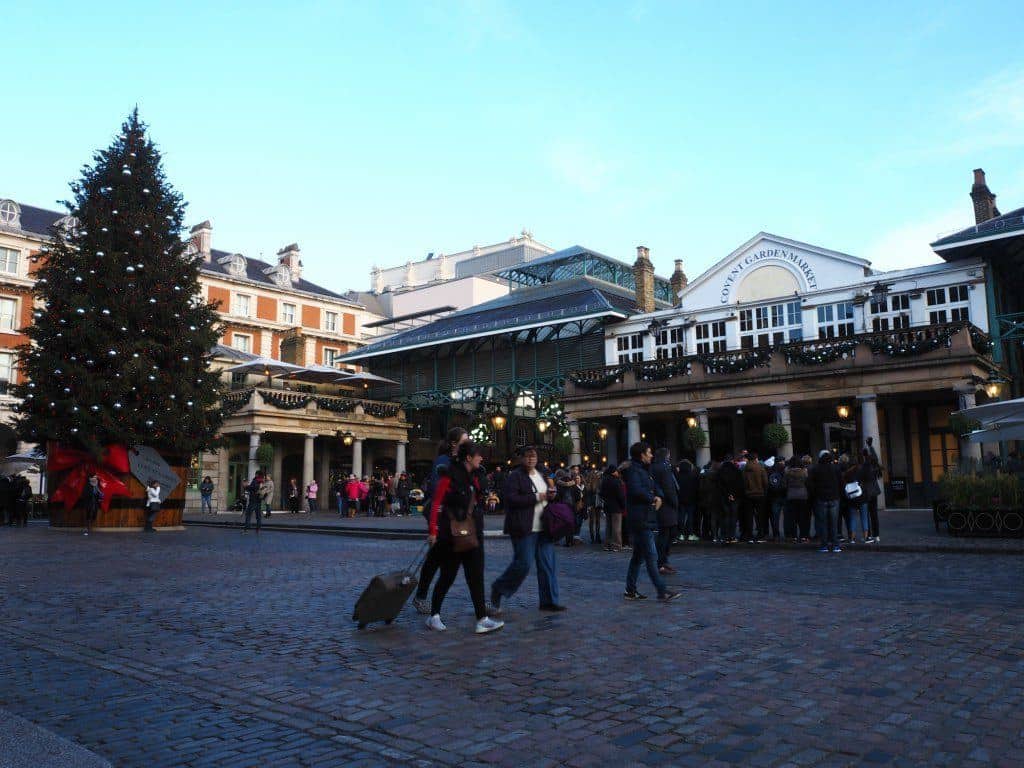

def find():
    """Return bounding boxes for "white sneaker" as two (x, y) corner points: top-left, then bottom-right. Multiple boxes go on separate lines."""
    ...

(426, 614), (446, 631)
(474, 617), (505, 634)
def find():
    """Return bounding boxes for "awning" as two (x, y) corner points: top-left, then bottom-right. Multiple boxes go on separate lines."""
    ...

(955, 396), (1024, 443)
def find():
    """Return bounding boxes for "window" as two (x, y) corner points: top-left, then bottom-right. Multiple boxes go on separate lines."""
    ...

(817, 301), (855, 339)
(323, 347), (343, 367)
(234, 293), (252, 317)
(870, 293), (911, 331)
(654, 326), (684, 359)
(0, 351), (12, 383)
(0, 298), (16, 331)
(616, 333), (643, 364)
(739, 300), (802, 348)
(231, 333), (251, 354)
(695, 320), (727, 354)
(927, 285), (970, 324)
(0, 247), (18, 274)
(281, 302), (296, 324)
(324, 311), (339, 332)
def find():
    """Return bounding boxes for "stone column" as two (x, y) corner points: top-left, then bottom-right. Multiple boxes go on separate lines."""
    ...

(692, 408), (711, 468)
(303, 433), (316, 491)
(247, 430), (262, 483)
(858, 394), (886, 511)
(271, 439), (283, 497)
(568, 419), (582, 467)
(770, 401), (795, 459)
(665, 418), (679, 459)
(352, 438), (364, 479)
(953, 386), (982, 465)
(217, 443), (230, 514)
(396, 440), (408, 475)
(625, 413), (641, 450)
(319, 438), (332, 509)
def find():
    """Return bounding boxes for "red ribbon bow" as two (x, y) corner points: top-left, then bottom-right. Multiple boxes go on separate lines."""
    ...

(50, 444), (131, 512)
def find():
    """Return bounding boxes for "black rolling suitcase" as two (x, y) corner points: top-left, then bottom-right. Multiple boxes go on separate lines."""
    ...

(352, 543), (427, 629)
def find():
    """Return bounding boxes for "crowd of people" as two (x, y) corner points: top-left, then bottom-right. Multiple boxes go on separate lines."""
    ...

(402, 427), (889, 634)
(0, 475), (35, 528)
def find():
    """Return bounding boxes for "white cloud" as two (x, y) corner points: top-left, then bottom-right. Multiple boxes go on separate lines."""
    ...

(962, 69), (1024, 127)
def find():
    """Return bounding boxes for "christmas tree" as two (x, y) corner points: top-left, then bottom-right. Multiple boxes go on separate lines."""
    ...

(15, 110), (224, 458)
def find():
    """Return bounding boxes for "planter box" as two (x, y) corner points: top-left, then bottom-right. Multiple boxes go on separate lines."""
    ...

(46, 443), (187, 531)
(945, 506), (1024, 538)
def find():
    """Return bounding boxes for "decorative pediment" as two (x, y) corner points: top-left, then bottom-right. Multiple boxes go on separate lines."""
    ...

(681, 233), (872, 309)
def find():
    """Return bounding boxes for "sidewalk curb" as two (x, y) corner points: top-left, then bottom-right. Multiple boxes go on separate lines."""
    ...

(183, 520), (1024, 555)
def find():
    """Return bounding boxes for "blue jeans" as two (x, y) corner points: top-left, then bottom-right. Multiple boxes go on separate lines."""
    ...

(850, 502), (869, 537)
(771, 498), (787, 539)
(626, 527), (667, 596)
(491, 532), (559, 607)
(200, 494), (213, 514)
(336, 495), (344, 515)
(816, 499), (839, 548)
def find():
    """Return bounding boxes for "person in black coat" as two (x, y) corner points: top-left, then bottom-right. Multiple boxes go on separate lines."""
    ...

(807, 450), (843, 552)
(676, 459), (700, 541)
(490, 446), (562, 614)
(650, 448), (680, 574)
(716, 455), (744, 543)
(600, 465), (626, 551)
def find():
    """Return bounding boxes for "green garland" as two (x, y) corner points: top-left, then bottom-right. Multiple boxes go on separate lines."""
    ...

(783, 339), (857, 366)
(568, 365), (628, 390)
(867, 325), (959, 357)
(636, 358), (693, 381)
(314, 396), (358, 413)
(362, 401), (402, 419)
(699, 348), (772, 375)
(969, 326), (994, 355)
(258, 390), (310, 410)
(220, 389), (253, 416)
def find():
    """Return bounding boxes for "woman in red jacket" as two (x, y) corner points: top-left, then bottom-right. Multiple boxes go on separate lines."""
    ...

(426, 441), (504, 635)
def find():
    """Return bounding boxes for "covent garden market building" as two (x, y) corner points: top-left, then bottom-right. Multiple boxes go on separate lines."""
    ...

(345, 224), (1016, 508)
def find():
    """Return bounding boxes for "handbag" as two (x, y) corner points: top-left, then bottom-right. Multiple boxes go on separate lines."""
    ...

(449, 502), (479, 553)
(844, 481), (863, 500)
(542, 501), (576, 540)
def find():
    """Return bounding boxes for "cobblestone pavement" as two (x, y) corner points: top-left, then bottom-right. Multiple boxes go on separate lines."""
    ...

(1, 527), (1022, 767)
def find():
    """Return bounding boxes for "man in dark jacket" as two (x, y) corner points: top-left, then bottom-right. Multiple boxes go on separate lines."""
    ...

(622, 442), (680, 601)
(650, 448), (679, 574)
(807, 450), (843, 552)
(716, 455), (744, 544)
(490, 446), (563, 613)
(676, 459), (700, 541)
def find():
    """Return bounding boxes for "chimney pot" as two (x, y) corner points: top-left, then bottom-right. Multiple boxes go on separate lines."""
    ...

(632, 245), (656, 313)
(636, 245), (650, 261)
(969, 168), (1000, 225)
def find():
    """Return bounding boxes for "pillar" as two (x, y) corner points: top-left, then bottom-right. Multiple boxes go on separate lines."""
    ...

(319, 438), (332, 510)
(953, 386), (983, 466)
(625, 413), (641, 450)
(605, 424), (619, 468)
(217, 443), (230, 514)
(770, 401), (795, 460)
(396, 440), (408, 475)
(352, 438), (364, 479)
(665, 418), (679, 459)
(858, 393), (887, 511)
(303, 433), (315, 492)
(568, 419), (582, 467)
(271, 437), (283, 507)
(247, 430), (262, 482)
(692, 408), (711, 468)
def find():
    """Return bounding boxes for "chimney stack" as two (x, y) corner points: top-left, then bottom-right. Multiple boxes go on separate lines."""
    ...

(277, 243), (302, 281)
(670, 259), (688, 307)
(632, 245), (655, 314)
(189, 220), (212, 260)
(970, 168), (1001, 225)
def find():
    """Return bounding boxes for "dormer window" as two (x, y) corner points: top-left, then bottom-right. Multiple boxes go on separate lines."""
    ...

(0, 200), (20, 228)
(218, 252), (247, 277)
(54, 215), (80, 237)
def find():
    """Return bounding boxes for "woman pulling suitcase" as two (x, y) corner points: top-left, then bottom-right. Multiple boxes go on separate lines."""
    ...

(425, 441), (504, 635)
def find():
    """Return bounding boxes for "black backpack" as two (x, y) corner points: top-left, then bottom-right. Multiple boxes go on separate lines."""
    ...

(768, 470), (785, 492)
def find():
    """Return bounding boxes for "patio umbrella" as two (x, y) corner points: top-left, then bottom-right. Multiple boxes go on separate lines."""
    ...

(225, 357), (306, 386)
(955, 396), (1024, 426)
(965, 419), (1024, 444)
(334, 371), (400, 390)
(278, 364), (353, 384)
(0, 451), (45, 476)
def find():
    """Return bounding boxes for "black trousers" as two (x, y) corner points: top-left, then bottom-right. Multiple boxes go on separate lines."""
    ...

(656, 525), (677, 566)
(868, 496), (880, 538)
(720, 500), (738, 540)
(430, 540), (486, 620)
(415, 542), (442, 600)
(243, 502), (262, 531)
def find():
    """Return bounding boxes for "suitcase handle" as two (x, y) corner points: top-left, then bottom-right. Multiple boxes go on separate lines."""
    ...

(403, 540), (430, 575)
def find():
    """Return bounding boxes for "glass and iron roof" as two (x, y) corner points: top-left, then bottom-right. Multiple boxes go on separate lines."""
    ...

(497, 245), (674, 304)
(341, 276), (640, 362)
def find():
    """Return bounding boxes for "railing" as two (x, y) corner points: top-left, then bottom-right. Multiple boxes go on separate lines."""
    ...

(567, 322), (993, 391)
(220, 387), (402, 419)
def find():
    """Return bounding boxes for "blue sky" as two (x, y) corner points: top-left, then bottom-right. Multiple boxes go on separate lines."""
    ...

(7, 1), (1024, 291)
